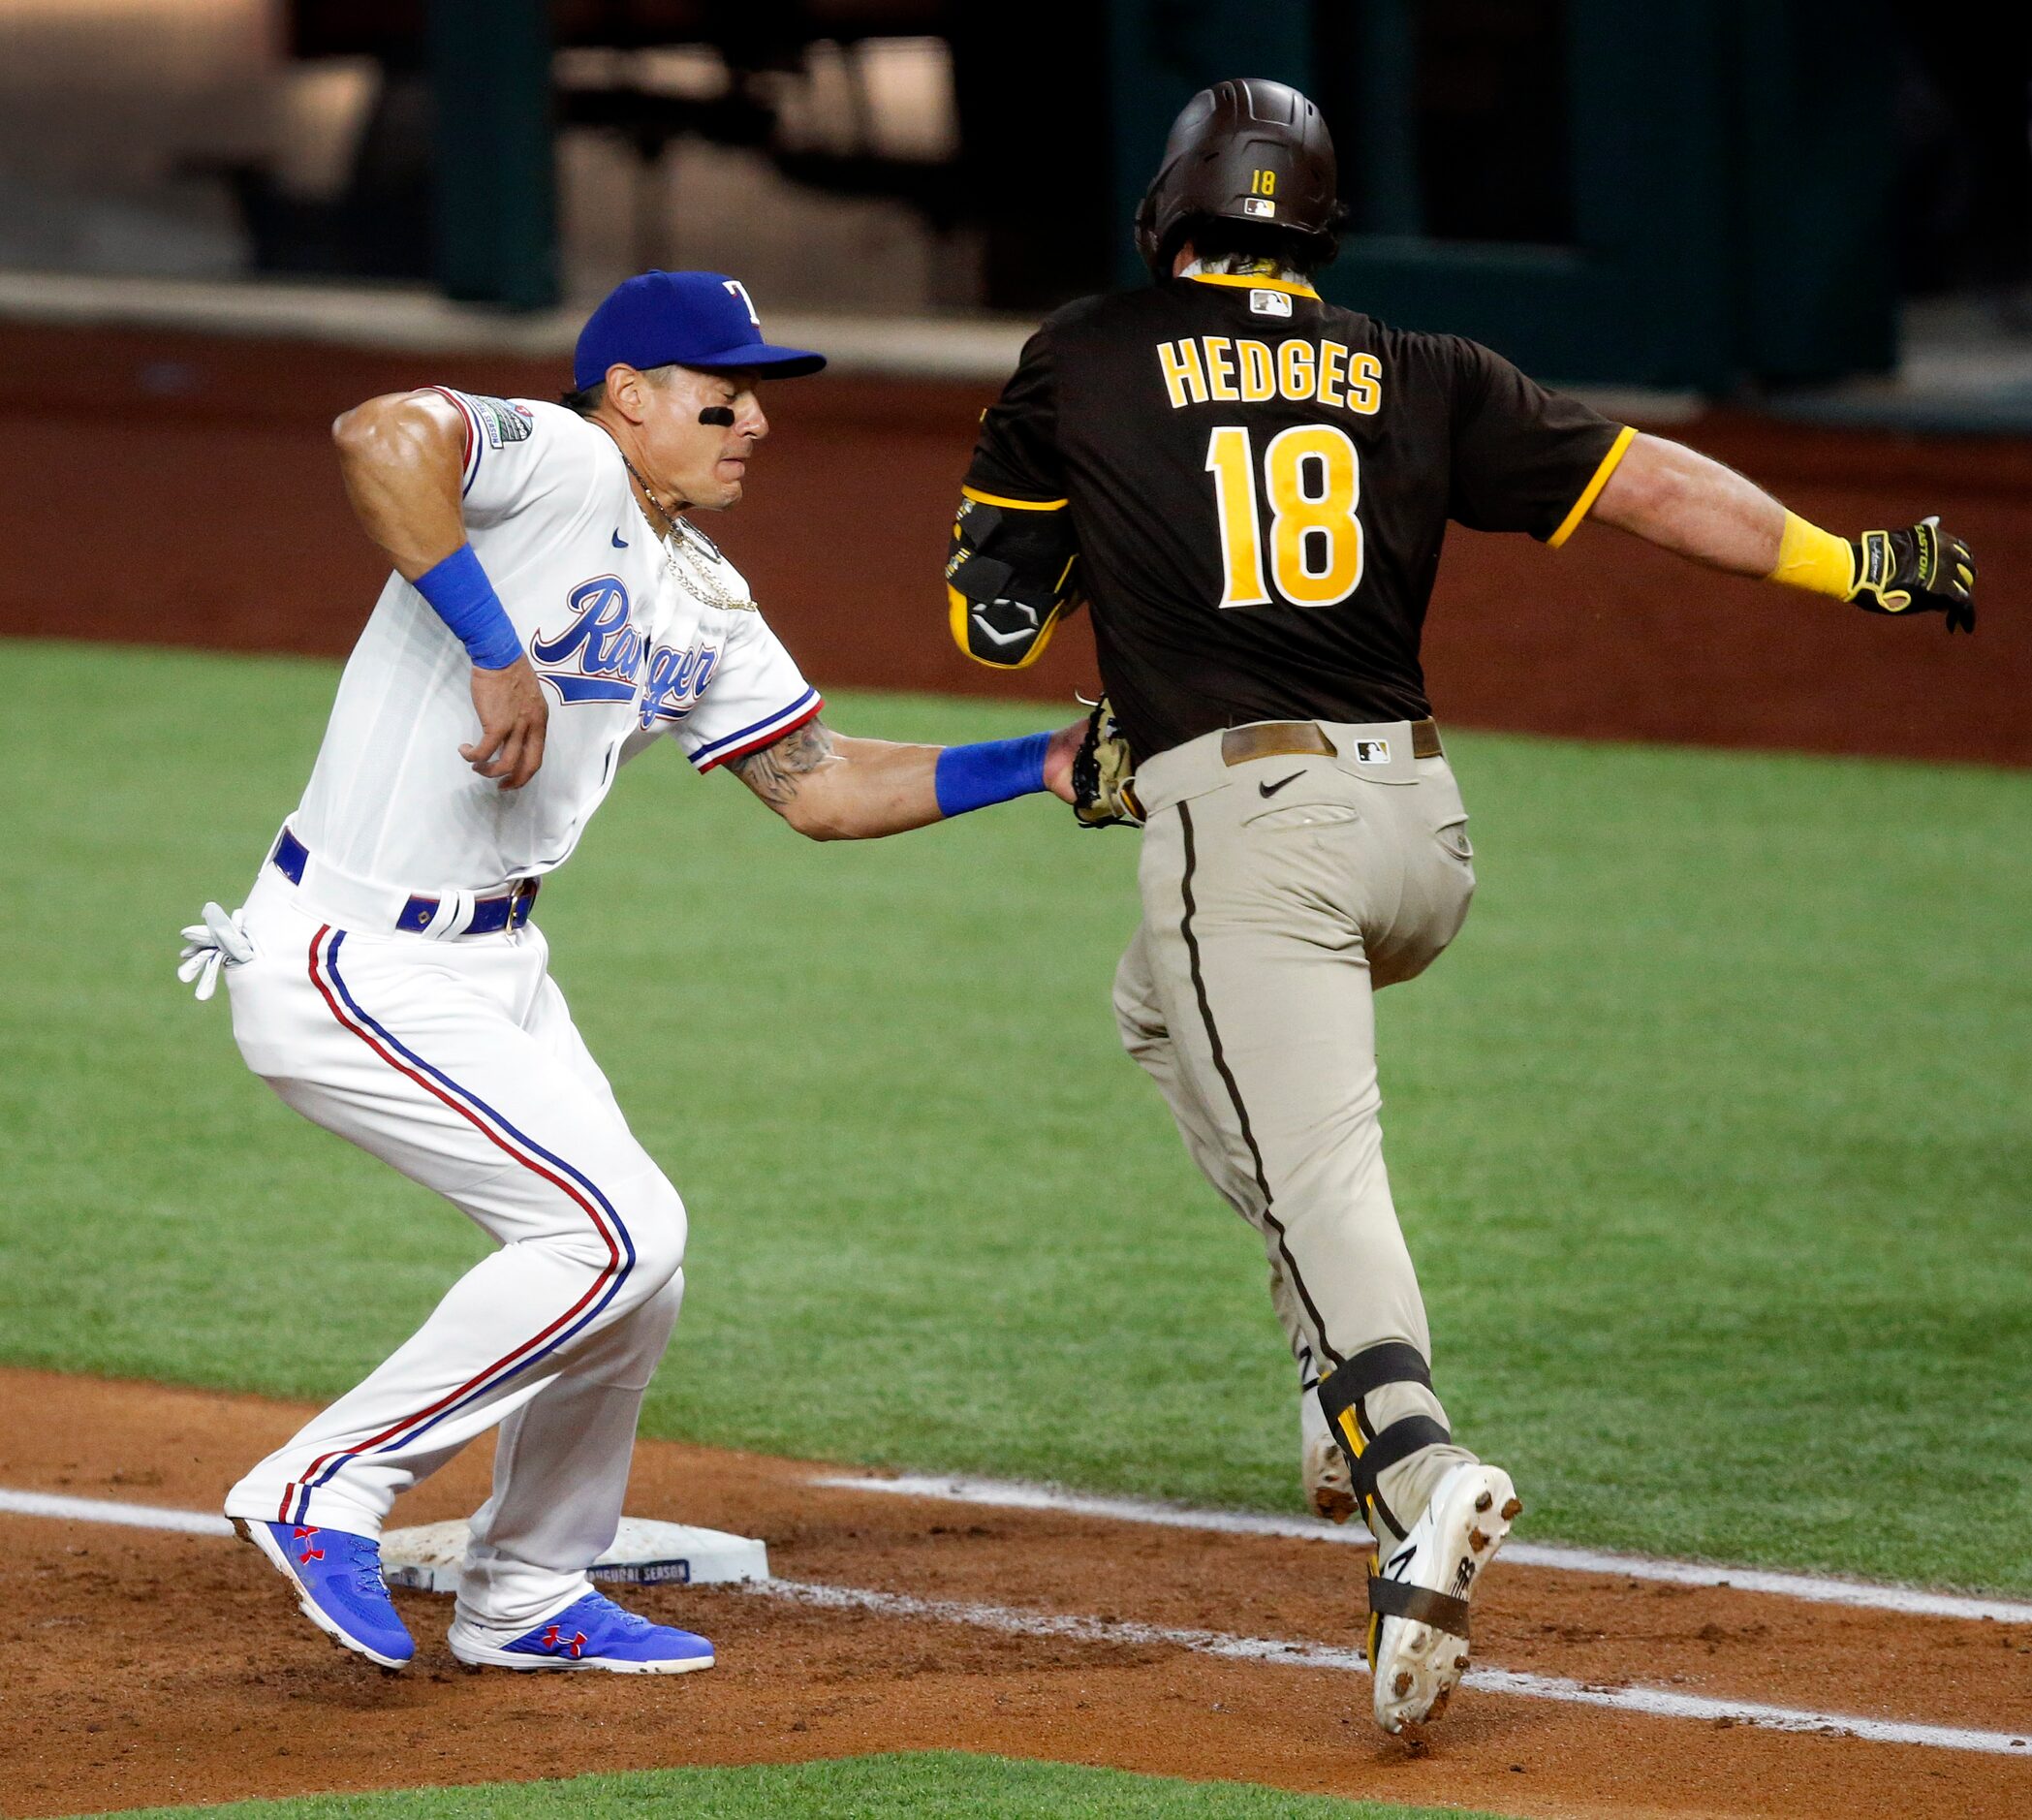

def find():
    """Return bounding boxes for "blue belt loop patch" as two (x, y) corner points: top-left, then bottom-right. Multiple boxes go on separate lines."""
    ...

(271, 829), (309, 885)
(398, 895), (440, 933)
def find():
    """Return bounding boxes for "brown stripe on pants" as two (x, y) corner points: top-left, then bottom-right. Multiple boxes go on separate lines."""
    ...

(1111, 722), (1482, 1538)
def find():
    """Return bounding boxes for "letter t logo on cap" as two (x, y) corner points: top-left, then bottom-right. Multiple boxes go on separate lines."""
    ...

(722, 280), (761, 327)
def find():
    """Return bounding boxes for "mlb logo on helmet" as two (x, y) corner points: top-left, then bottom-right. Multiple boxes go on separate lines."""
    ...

(1242, 196), (1277, 217)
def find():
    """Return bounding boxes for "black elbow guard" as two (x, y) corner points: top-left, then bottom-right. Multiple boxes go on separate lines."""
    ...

(945, 491), (1081, 669)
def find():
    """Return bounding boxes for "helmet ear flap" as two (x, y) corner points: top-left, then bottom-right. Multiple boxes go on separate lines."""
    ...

(1136, 196), (1198, 280)
(1134, 142), (1200, 277)
(1133, 184), (1163, 275)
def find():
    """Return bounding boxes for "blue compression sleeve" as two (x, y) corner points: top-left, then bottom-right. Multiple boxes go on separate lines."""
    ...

(413, 544), (523, 670)
(934, 731), (1052, 818)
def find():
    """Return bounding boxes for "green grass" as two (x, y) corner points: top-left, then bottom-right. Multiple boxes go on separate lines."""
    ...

(1, 638), (2027, 1590)
(91, 1754), (1509, 1820)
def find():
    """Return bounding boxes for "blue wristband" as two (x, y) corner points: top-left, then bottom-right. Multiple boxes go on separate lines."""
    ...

(413, 544), (523, 671)
(934, 731), (1053, 819)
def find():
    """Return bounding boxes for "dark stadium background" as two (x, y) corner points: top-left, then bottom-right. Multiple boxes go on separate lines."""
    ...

(0, 0), (2025, 760)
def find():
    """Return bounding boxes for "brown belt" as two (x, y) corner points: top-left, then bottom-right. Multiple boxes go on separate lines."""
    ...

(1220, 718), (1442, 767)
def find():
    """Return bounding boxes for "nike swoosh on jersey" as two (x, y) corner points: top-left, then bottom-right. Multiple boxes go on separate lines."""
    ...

(1258, 769), (1306, 798)
(611, 529), (629, 548)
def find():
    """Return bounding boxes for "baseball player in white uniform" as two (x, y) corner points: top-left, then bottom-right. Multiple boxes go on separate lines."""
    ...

(180, 270), (1081, 1674)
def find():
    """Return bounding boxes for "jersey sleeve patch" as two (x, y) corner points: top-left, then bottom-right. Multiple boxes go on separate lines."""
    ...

(465, 394), (536, 449)
(428, 389), (538, 501)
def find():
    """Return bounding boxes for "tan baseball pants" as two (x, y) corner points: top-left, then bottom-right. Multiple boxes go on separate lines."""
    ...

(1111, 718), (1481, 1544)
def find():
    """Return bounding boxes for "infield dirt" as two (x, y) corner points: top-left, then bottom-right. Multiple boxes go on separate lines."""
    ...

(3, 1371), (2027, 1820)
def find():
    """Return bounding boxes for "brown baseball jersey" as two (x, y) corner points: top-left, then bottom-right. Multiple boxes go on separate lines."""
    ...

(962, 271), (1634, 760)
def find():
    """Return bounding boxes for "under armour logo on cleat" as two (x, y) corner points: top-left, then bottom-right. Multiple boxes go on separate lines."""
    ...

(541, 1625), (588, 1658)
(293, 1525), (325, 1564)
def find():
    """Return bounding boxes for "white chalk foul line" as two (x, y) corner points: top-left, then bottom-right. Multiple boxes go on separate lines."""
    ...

(754, 1577), (2032, 1758)
(15, 1478), (2032, 1630)
(812, 1472), (2032, 1627)
(4, 1486), (2025, 1757)
(0, 1487), (234, 1535)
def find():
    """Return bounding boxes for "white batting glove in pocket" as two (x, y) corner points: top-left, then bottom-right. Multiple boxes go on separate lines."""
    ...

(177, 901), (255, 1001)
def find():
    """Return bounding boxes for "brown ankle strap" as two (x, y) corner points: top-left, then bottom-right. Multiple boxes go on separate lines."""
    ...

(1368, 1575), (1472, 1640)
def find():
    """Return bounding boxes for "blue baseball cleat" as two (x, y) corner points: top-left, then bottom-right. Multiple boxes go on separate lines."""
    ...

(242, 1520), (414, 1670)
(449, 1590), (714, 1674)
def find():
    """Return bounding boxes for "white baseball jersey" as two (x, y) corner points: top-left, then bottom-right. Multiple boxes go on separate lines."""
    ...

(293, 390), (820, 893)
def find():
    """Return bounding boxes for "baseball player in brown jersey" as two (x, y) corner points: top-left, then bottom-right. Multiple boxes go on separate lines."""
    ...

(943, 78), (1979, 1739)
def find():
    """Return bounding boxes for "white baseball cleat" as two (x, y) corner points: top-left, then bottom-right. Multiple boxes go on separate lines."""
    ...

(1367, 1461), (1520, 1736)
(1299, 1389), (1358, 1524)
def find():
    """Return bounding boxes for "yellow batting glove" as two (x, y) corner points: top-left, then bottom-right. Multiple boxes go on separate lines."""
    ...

(1771, 513), (1977, 633)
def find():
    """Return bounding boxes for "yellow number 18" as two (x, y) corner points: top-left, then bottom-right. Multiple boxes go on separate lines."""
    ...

(1204, 423), (1364, 610)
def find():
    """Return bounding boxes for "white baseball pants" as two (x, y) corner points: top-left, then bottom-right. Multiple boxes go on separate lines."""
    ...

(220, 865), (688, 1634)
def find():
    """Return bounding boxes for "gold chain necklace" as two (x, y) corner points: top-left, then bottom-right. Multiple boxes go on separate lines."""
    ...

(617, 450), (758, 612)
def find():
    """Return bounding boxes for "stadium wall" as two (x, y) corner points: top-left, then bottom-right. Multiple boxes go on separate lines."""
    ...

(0, 320), (2022, 767)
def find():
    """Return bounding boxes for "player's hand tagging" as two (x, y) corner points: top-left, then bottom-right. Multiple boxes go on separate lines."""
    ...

(1848, 518), (1977, 632)
(463, 656), (548, 788)
(1043, 719), (1085, 805)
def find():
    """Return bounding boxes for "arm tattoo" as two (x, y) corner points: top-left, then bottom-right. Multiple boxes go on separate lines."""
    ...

(727, 716), (837, 809)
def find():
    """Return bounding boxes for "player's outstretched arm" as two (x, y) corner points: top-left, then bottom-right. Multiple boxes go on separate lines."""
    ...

(331, 391), (549, 788)
(726, 716), (1081, 839)
(1587, 432), (1976, 631)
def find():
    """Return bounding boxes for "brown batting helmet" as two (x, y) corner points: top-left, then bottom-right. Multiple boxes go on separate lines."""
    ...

(1134, 78), (1342, 278)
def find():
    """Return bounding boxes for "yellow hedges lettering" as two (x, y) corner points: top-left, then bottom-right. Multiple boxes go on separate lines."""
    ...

(1345, 352), (1382, 415)
(1158, 338), (1209, 407)
(1158, 337), (1382, 414)
(1204, 336), (1239, 402)
(1278, 339), (1315, 399)
(1238, 339), (1275, 401)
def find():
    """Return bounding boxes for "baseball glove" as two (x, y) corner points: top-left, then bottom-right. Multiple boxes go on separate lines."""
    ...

(1071, 695), (1143, 829)
(1849, 518), (1976, 632)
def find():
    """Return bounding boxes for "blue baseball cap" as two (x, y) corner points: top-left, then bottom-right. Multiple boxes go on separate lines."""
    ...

(573, 270), (826, 391)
